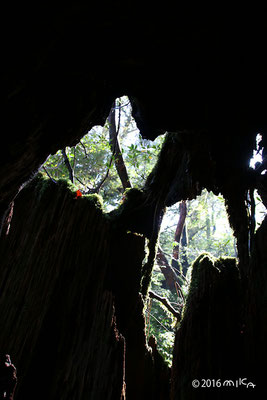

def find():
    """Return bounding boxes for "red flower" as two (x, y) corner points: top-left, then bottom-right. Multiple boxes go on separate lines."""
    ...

(76, 190), (82, 198)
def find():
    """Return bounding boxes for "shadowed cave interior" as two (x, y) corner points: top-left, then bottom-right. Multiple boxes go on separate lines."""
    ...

(2, 3), (267, 399)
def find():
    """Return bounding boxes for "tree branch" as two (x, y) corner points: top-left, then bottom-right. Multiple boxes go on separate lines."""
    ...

(156, 245), (186, 291)
(61, 148), (74, 183)
(79, 140), (89, 158)
(187, 224), (206, 241)
(149, 290), (181, 320)
(108, 101), (132, 191)
(42, 166), (57, 183)
(156, 246), (177, 290)
(91, 153), (114, 193)
(172, 200), (187, 261)
(74, 176), (96, 193)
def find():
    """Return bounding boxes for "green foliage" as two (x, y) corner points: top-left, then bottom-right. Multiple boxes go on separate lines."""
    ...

(31, 173), (104, 212)
(43, 97), (164, 211)
(42, 95), (239, 366)
(146, 288), (174, 366)
(159, 190), (236, 267)
(123, 135), (163, 187)
(146, 190), (236, 364)
(44, 127), (122, 209)
(145, 267), (182, 366)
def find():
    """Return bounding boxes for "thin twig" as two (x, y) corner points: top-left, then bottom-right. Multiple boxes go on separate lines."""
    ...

(117, 99), (121, 135)
(42, 166), (57, 183)
(171, 263), (189, 284)
(92, 153), (114, 193)
(74, 176), (95, 193)
(72, 147), (76, 170)
(79, 140), (89, 158)
(145, 310), (173, 332)
(149, 290), (181, 320)
(174, 281), (185, 303)
(114, 100), (131, 109)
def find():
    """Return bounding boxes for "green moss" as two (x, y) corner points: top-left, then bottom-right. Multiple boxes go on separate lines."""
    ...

(106, 188), (155, 237)
(216, 256), (237, 271)
(107, 187), (164, 296)
(140, 236), (160, 297)
(181, 253), (238, 321)
(182, 253), (216, 312)
(107, 188), (144, 219)
(33, 173), (51, 194)
(140, 256), (154, 297)
(106, 186), (161, 296)
(82, 193), (104, 210)
(57, 178), (79, 193)
(27, 173), (104, 212)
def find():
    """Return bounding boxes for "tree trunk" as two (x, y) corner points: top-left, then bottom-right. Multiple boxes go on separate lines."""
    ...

(180, 223), (189, 276)
(156, 246), (180, 291)
(171, 254), (242, 400)
(172, 201), (187, 271)
(61, 148), (74, 183)
(108, 102), (132, 191)
(0, 175), (170, 400)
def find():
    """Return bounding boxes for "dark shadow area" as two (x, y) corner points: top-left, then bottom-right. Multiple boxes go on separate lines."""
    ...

(2, 3), (267, 399)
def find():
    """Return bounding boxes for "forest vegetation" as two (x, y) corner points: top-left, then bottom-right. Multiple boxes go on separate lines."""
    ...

(43, 96), (265, 364)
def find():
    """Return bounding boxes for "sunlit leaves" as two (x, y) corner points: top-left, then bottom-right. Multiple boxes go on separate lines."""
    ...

(42, 96), (238, 366)
(160, 190), (236, 267)
(43, 97), (164, 210)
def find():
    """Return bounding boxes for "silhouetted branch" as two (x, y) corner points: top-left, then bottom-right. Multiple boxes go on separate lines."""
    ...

(172, 201), (187, 262)
(149, 290), (181, 320)
(61, 148), (74, 183)
(108, 101), (132, 191)
(156, 246), (186, 291)
(91, 154), (114, 194)
(42, 166), (57, 183)
(79, 140), (89, 158)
